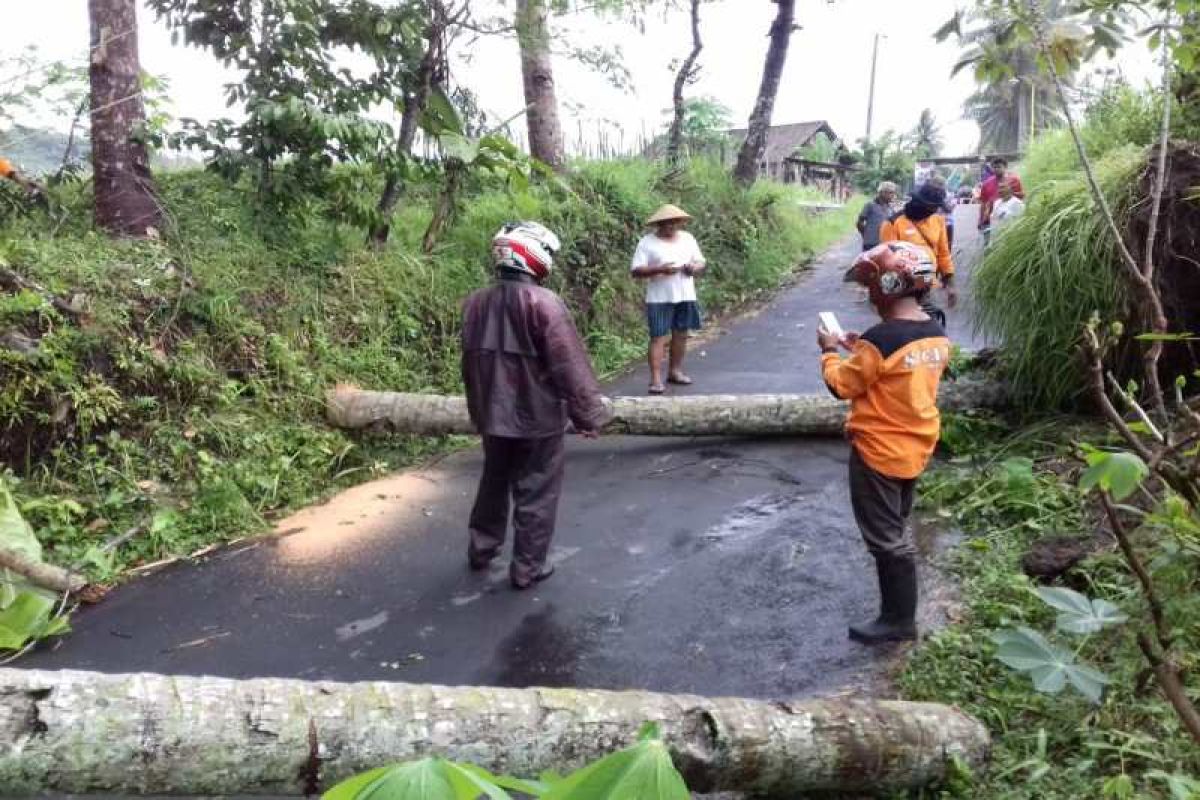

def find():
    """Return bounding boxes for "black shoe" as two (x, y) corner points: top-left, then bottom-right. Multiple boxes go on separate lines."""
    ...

(848, 616), (917, 644)
(511, 564), (555, 590)
(849, 555), (918, 645)
(468, 549), (497, 571)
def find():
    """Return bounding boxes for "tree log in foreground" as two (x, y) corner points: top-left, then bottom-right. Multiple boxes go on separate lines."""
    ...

(327, 378), (1006, 437)
(0, 669), (989, 796)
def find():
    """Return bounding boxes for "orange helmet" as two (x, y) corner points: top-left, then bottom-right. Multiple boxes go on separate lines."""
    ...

(844, 242), (936, 308)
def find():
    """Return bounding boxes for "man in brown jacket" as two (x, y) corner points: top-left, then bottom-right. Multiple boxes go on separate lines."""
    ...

(461, 221), (610, 589)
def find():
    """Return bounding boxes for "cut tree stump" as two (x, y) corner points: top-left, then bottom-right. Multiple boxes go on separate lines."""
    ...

(0, 669), (990, 796)
(326, 378), (1006, 437)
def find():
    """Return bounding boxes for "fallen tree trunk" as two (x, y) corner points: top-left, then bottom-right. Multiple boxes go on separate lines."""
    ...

(327, 378), (1006, 437)
(0, 669), (989, 796)
(0, 547), (85, 594)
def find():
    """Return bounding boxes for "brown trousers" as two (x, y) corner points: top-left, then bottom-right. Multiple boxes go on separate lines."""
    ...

(469, 434), (565, 583)
(848, 447), (918, 559)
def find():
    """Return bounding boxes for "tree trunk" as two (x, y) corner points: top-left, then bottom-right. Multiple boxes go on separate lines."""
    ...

(421, 162), (463, 253)
(0, 668), (990, 796)
(88, 0), (164, 237)
(516, 0), (565, 172)
(326, 380), (1007, 437)
(369, 13), (441, 246)
(666, 0), (704, 168)
(733, 0), (797, 186)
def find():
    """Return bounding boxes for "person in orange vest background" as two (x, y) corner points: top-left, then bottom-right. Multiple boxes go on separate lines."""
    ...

(879, 182), (955, 325)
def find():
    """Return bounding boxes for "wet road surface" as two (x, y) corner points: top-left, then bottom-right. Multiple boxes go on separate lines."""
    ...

(19, 207), (985, 700)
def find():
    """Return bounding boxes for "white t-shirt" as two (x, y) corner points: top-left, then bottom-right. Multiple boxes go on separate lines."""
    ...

(630, 231), (705, 304)
(992, 196), (1026, 230)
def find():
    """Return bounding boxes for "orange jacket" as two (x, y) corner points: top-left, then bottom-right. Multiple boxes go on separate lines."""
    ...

(822, 318), (951, 479)
(881, 214), (954, 278)
(0, 157), (14, 179)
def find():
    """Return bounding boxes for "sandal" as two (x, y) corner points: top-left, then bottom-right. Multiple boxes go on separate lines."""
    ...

(667, 373), (693, 385)
(648, 383), (666, 395)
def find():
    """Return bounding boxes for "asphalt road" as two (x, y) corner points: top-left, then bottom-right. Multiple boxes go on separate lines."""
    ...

(19, 206), (986, 701)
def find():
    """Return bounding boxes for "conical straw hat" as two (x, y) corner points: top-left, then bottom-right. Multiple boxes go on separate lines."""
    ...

(646, 204), (693, 225)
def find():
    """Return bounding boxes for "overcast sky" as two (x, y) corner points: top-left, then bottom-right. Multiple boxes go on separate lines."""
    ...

(6, 1), (1159, 157)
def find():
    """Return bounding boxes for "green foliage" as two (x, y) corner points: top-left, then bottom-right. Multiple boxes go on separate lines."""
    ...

(992, 624), (1111, 703)
(1022, 84), (1164, 190)
(796, 131), (837, 163)
(676, 96), (732, 152)
(909, 109), (944, 158)
(323, 759), (515, 800)
(972, 145), (1142, 410)
(851, 130), (916, 194)
(904, 422), (1200, 799)
(1079, 448), (1149, 502)
(323, 724), (689, 800)
(0, 160), (852, 581)
(0, 485), (70, 651)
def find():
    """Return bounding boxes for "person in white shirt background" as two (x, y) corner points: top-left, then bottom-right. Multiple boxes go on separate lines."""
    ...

(991, 180), (1026, 234)
(630, 204), (707, 394)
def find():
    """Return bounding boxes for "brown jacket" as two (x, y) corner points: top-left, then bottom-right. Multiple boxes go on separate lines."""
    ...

(461, 273), (609, 438)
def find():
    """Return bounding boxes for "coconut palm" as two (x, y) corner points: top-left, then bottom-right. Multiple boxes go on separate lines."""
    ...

(936, 1), (1124, 153)
(910, 108), (944, 157)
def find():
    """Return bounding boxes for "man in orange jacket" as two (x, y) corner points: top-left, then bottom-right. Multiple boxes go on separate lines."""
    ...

(819, 241), (951, 644)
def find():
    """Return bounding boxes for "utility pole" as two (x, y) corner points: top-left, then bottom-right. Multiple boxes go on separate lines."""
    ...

(864, 33), (881, 145)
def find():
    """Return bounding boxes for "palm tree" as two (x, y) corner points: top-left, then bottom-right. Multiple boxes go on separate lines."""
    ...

(937, 1), (1121, 153)
(910, 108), (944, 157)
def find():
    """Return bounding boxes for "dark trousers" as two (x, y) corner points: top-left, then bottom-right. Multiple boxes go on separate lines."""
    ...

(848, 447), (918, 559)
(469, 434), (565, 582)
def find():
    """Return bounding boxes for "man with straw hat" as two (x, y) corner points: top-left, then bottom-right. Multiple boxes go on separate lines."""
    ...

(630, 203), (706, 394)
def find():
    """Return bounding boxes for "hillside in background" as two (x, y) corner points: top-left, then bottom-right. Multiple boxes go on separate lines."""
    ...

(0, 158), (855, 582)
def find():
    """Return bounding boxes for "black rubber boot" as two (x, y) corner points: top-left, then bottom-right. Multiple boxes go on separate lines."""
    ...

(849, 555), (918, 644)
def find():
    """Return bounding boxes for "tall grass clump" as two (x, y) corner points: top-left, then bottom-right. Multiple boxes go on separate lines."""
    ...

(974, 145), (1142, 410)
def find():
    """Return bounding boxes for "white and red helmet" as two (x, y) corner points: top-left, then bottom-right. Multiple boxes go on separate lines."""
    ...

(844, 241), (936, 308)
(492, 221), (561, 281)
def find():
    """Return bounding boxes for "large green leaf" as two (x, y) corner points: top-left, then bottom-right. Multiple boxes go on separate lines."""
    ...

(1035, 587), (1128, 635)
(0, 486), (42, 608)
(541, 731), (689, 800)
(0, 590), (67, 651)
(322, 759), (511, 800)
(438, 133), (479, 164)
(992, 627), (1111, 703)
(421, 88), (464, 137)
(1079, 450), (1148, 501)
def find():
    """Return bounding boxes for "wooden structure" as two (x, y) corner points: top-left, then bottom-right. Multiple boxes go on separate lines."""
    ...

(725, 120), (842, 182)
(781, 157), (858, 202)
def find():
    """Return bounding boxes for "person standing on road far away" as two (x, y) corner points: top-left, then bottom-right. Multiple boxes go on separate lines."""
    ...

(978, 157), (1025, 248)
(818, 241), (951, 644)
(461, 221), (611, 590)
(879, 182), (956, 325)
(631, 204), (706, 395)
(926, 174), (956, 250)
(856, 181), (897, 251)
(990, 179), (1026, 235)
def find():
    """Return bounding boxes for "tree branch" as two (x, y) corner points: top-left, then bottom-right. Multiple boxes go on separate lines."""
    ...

(1099, 493), (1169, 651)
(666, 0), (703, 167)
(1135, 631), (1200, 746)
(0, 547), (86, 594)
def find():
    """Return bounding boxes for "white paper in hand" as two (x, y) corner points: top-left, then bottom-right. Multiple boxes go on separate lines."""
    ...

(818, 312), (844, 338)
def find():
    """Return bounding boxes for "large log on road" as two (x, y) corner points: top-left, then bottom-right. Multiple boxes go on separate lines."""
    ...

(0, 669), (989, 796)
(327, 378), (1006, 436)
